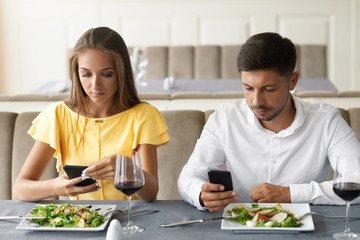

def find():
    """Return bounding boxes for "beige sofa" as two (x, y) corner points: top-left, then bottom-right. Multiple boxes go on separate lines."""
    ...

(1, 91), (360, 114)
(1, 107), (360, 200)
(129, 44), (327, 80)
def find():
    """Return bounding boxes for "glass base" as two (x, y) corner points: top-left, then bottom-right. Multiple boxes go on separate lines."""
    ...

(333, 231), (360, 240)
(122, 224), (145, 234)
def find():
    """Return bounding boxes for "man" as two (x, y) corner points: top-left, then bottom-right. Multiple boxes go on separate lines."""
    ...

(177, 32), (360, 212)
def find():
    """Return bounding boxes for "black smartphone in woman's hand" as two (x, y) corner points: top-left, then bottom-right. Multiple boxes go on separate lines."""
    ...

(63, 165), (96, 186)
(208, 170), (233, 191)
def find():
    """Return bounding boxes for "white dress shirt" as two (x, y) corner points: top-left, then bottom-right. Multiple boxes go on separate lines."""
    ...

(177, 95), (360, 210)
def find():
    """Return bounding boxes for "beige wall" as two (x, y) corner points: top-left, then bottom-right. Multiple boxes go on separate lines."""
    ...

(354, 0), (360, 91)
(1, 0), (360, 94)
(0, 0), (6, 93)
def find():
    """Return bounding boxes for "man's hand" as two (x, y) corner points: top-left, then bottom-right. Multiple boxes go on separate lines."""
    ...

(200, 182), (238, 212)
(250, 183), (291, 203)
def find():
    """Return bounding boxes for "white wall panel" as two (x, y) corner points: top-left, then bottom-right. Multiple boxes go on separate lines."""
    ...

(18, 21), (68, 93)
(121, 17), (172, 46)
(1, 0), (359, 94)
(278, 16), (329, 44)
(199, 16), (250, 45)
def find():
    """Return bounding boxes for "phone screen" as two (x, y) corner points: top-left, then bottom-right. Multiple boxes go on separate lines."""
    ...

(208, 170), (233, 191)
(63, 165), (96, 187)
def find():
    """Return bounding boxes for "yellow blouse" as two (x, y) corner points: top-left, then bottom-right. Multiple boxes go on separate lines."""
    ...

(28, 101), (169, 200)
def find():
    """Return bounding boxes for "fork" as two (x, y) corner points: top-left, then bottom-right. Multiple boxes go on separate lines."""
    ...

(300, 212), (360, 220)
(103, 209), (159, 218)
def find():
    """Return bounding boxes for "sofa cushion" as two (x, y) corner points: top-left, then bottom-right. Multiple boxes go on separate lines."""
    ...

(0, 112), (18, 199)
(10, 94), (50, 101)
(171, 92), (212, 99)
(145, 46), (168, 80)
(195, 45), (220, 79)
(294, 91), (338, 98)
(205, 109), (215, 122)
(348, 108), (360, 141)
(298, 45), (327, 78)
(157, 110), (205, 200)
(212, 91), (244, 99)
(221, 45), (242, 79)
(168, 46), (194, 79)
(338, 108), (350, 125)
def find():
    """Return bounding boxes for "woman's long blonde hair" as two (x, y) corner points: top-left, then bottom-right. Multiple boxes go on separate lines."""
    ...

(67, 27), (140, 114)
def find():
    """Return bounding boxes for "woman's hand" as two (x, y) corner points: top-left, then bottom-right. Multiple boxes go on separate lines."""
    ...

(82, 155), (117, 180)
(51, 174), (100, 197)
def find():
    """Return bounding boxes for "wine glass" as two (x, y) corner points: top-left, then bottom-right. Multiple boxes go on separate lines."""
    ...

(131, 46), (148, 87)
(332, 155), (360, 240)
(114, 151), (145, 234)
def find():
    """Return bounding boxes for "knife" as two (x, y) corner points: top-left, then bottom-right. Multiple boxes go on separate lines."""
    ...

(119, 209), (159, 218)
(161, 215), (240, 227)
(0, 216), (46, 220)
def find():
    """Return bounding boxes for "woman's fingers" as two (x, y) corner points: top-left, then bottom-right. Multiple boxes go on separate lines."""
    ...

(82, 156), (116, 180)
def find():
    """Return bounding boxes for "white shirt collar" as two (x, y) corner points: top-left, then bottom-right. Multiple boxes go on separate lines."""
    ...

(245, 94), (305, 137)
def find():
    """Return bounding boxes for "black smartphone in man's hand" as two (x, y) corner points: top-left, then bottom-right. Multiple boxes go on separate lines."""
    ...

(63, 165), (96, 187)
(208, 170), (233, 191)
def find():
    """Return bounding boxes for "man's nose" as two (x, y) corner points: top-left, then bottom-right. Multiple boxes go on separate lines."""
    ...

(253, 90), (264, 106)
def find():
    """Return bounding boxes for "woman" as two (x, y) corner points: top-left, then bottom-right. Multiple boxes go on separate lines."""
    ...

(13, 27), (169, 201)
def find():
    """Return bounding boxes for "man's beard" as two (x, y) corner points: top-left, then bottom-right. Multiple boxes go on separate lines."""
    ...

(252, 92), (290, 121)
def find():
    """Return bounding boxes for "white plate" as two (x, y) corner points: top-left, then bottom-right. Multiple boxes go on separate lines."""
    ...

(221, 203), (314, 233)
(16, 204), (116, 231)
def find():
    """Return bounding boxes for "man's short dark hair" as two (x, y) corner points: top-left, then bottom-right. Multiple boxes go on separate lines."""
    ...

(237, 32), (297, 77)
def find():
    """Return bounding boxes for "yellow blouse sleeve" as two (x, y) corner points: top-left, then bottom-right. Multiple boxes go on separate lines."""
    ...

(132, 103), (170, 149)
(27, 102), (63, 170)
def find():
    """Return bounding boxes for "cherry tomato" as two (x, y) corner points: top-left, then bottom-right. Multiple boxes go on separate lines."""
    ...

(258, 215), (269, 221)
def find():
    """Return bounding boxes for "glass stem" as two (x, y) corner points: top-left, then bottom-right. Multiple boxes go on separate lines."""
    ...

(127, 195), (132, 226)
(344, 201), (351, 233)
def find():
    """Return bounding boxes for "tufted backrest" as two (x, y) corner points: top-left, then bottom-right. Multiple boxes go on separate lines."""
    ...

(0, 112), (18, 199)
(349, 108), (360, 141)
(145, 46), (169, 80)
(134, 44), (327, 80)
(168, 46), (194, 79)
(221, 45), (242, 79)
(194, 45), (221, 79)
(157, 110), (205, 200)
(297, 45), (327, 78)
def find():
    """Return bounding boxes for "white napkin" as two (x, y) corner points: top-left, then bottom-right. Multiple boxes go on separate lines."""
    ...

(163, 76), (175, 90)
(106, 219), (122, 240)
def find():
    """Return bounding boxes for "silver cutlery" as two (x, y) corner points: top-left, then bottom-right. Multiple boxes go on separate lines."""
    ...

(103, 209), (159, 218)
(300, 212), (360, 220)
(161, 215), (242, 227)
(0, 216), (46, 220)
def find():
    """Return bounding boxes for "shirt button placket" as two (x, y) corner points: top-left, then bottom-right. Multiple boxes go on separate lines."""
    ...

(268, 136), (274, 183)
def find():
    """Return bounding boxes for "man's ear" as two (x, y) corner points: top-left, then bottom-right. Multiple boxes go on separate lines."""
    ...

(289, 71), (299, 91)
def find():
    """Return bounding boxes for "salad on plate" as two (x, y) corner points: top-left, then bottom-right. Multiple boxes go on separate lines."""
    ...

(226, 203), (303, 228)
(29, 203), (108, 228)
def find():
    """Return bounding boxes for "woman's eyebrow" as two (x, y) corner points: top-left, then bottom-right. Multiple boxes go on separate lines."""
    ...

(79, 67), (113, 71)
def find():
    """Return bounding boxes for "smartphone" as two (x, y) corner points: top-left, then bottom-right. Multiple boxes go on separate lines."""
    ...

(208, 170), (233, 191)
(63, 165), (96, 187)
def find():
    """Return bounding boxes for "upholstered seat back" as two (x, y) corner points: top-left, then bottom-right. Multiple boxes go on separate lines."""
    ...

(1, 107), (359, 200)
(136, 44), (327, 80)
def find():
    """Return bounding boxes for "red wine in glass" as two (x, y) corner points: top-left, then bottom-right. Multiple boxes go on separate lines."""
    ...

(333, 182), (360, 202)
(115, 181), (144, 196)
(332, 156), (360, 240)
(114, 152), (145, 234)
